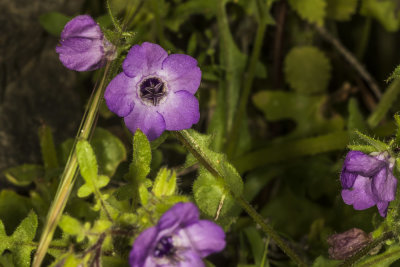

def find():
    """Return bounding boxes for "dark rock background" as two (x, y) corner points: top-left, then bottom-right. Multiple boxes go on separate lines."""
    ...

(0, 0), (85, 174)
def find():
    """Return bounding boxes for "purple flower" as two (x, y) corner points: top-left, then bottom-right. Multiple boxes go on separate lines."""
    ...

(56, 15), (116, 71)
(130, 202), (226, 267)
(341, 151), (397, 217)
(104, 42), (201, 141)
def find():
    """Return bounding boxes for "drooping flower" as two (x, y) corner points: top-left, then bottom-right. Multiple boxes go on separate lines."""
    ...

(327, 228), (371, 260)
(341, 151), (397, 217)
(104, 42), (201, 141)
(56, 15), (116, 71)
(129, 202), (225, 267)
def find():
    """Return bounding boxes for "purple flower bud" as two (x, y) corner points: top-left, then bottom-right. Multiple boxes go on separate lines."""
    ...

(56, 15), (116, 71)
(327, 228), (371, 260)
(340, 151), (397, 217)
(104, 42), (201, 141)
(129, 202), (226, 267)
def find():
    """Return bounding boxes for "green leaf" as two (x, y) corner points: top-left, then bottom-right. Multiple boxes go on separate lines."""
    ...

(3, 164), (43, 186)
(233, 131), (349, 173)
(0, 190), (33, 233)
(244, 227), (266, 266)
(58, 215), (83, 236)
(284, 46), (332, 94)
(360, 0), (400, 32)
(39, 12), (71, 36)
(38, 125), (59, 171)
(179, 130), (244, 196)
(355, 131), (389, 151)
(326, 0), (358, 21)
(76, 140), (98, 185)
(91, 128), (127, 177)
(9, 211), (38, 267)
(152, 168), (177, 197)
(193, 168), (235, 218)
(253, 90), (343, 138)
(129, 130), (152, 183)
(288, 0), (326, 26)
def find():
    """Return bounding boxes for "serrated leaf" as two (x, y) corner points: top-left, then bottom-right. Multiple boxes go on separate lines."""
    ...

(10, 211), (38, 267)
(288, 0), (326, 26)
(139, 184), (149, 206)
(39, 12), (71, 36)
(3, 164), (43, 186)
(284, 46), (331, 94)
(91, 128), (126, 177)
(152, 168), (177, 197)
(130, 130), (151, 183)
(355, 131), (389, 151)
(182, 129), (244, 196)
(193, 169), (235, 218)
(347, 145), (376, 154)
(326, 0), (358, 21)
(76, 140), (98, 185)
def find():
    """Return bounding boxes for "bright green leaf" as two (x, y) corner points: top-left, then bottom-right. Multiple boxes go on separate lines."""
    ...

(76, 140), (98, 185)
(130, 130), (152, 183)
(152, 168), (177, 197)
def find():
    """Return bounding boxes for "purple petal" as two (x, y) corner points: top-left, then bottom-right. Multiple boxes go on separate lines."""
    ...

(372, 167), (397, 202)
(158, 202), (199, 233)
(56, 38), (104, 71)
(61, 15), (102, 40)
(343, 151), (385, 177)
(160, 54), (201, 94)
(341, 175), (377, 210)
(129, 226), (158, 267)
(377, 201), (389, 217)
(123, 42), (168, 78)
(123, 105), (166, 141)
(104, 72), (140, 117)
(180, 220), (226, 257)
(158, 91), (200, 131)
(177, 251), (205, 267)
(341, 168), (358, 189)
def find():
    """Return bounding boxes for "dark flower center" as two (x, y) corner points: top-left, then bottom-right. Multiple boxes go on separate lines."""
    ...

(139, 77), (166, 106)
(153, 236), (175, 258)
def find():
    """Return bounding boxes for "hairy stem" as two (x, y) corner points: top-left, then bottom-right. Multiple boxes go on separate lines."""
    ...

(174, 130), (307, 267)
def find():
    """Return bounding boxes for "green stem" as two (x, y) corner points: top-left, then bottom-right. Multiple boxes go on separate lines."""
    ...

(106, 0), (122, 33)
(32, 63), (111, 267)
(226, 16), (267, 158)
(174, 130), (307, 267)
(367, 79), (400, 128)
